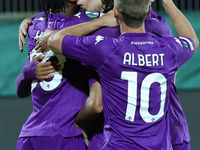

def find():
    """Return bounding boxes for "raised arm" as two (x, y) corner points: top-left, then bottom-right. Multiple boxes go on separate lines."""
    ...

(161, 0), (199, 51)
(47, 10), (118, 55)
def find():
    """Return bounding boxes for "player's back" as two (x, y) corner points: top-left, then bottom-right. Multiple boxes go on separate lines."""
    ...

(82, 32), (192, 149)
(61, 9), (194, 150)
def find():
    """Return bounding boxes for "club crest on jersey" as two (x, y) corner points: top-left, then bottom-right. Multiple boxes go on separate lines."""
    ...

(85, 11), (100, 18)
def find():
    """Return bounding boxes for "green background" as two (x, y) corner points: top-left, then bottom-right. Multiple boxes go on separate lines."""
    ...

(0, 11), (200, 96)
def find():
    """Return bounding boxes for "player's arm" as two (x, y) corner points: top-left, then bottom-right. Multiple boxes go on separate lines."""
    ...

(35, 29), (59, 53)
(18, 12), (46, 52)
(75, 81), (103, 124)
(16, 54), (58, 98)
(75, 80), (103, 147)
(161, 0), (199, 51)
(15, 57), (36, 98)
(47, 10), (118, 54)
(18, 18), (33, 52)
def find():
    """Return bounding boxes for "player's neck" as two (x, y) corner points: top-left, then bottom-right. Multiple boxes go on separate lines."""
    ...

(120, 22), (146, 34)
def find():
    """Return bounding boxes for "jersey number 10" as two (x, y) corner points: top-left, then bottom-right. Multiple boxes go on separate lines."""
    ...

(121, 71), (167, 123)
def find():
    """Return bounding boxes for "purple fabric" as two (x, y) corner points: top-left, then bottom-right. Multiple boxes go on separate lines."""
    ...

(28, 13), (47, 54)
(47, 13), (70, 30)
(60, 9), (192, 148)
(62, 31), (194, 149)
(15, 58), (33, 96)
(17, 135), (86, 150)
(173, 140), (191, 150)
(30, 12), (46, 20)
(23, 61), (38, 80)
(145, 8), (174, 38)
(17, 13), (90, 142)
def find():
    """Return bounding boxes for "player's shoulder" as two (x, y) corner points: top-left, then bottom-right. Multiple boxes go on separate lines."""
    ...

(156, 36), (194, 51)
(77, 10), (104, 19)
(69, 11), (104, 25)
(84, 11), (104, 19)
(30, 12), (47, 31)
(145, 8), (166, 24)
(47, 13), (70, 30)
(47, 13), (70, 22)
(32, 12), (46, 23)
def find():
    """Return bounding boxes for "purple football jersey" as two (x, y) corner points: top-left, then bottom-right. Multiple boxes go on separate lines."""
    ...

(17, 13), (90, 140)
(146, 9), (191, 145)
(68, 9), (191, 148)
(62, 32), (195, 149)
(145, 8), (174, 38)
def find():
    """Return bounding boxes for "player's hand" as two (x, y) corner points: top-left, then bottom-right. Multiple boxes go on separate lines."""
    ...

(35, 29), (57, 53)
(82, 129), (90, 146)
(32, 54), (61, 80)
(18, 18), (32, 52)
(100, 10), (119, 27)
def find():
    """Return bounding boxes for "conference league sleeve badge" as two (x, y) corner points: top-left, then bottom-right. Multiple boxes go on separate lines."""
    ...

(85, 11), (100, 19)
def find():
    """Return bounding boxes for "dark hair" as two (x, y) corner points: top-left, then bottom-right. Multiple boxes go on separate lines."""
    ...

(101, 0), (114, 13)
(40, 0), (68, 15)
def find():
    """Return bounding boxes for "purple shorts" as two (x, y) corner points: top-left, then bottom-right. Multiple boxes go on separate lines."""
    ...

(173, 141), (191, 150)
(16, 134), (86, 150)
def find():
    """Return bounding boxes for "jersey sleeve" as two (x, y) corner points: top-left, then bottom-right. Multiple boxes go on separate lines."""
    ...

(166, 37), (195, 67)
(47, 14), (70, 30)
(145, 8), (174, 38)
(31, 12), (46, 20)
(28, 15), (47, 54)
(15, 57), (38, 97)
(62, 35), (117, 70)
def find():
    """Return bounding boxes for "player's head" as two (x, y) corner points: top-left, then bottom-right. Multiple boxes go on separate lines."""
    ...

(77, 0), (114, 13)
(40, 0), (78, 15)
(114, 0), (150, 28)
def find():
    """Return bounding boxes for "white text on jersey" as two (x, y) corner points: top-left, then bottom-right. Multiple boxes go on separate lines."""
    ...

(123, 53), (165, 67)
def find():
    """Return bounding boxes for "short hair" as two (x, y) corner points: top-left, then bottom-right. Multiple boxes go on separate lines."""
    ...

(114, 0), (150, 28)
(101, 0), (114, 13)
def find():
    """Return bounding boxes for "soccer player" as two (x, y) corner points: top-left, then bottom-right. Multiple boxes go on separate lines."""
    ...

(18, 0), (192, 149)
(72, 1), (192, 149)
(15, 0), (91, 149)
(47, 0), (199, 149)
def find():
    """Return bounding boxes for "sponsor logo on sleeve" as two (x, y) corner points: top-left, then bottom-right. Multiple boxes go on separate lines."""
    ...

(85, 11), (100, 18)
(179, 37), (194, 50)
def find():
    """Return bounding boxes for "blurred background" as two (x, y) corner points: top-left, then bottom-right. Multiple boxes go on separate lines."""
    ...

(0, 0), (200, 149)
